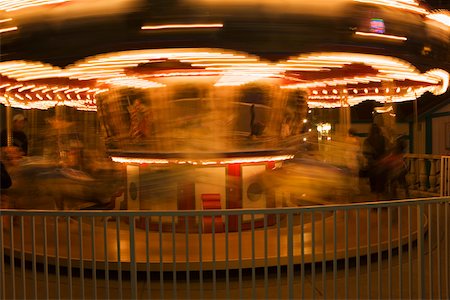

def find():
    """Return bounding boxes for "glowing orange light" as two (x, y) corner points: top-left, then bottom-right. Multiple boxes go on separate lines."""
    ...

(0, 27), (18, 34)
(0, 0), (70, 12)
(355, 31), (407, 41)
(141, 23), (223, 30)
(353, 0), (428, 15)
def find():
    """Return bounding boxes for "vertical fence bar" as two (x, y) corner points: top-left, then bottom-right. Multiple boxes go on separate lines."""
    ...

(264, 214), (268, 299)
(344, 210), (348, 299)
(301, 212), (305, 300)
(276, 213), (281, 299)
(145, 217), (151, 300)
(0, 213), (4, 300)
(198, 215), (203, 299)
(251, 214), (256, 299)
(159, 216), (164, 299)
(428, 204), (433, 300)
(79, 216), (85, 300)
(116, 216), (122, 300)
(43, 216), (48, 299)
(0, 211), (4, 300)
(129, 216), (137, 300)
(91, 217), (96, 300)
(417, 204), (425, 299)
(9, 215), (15, 300)
(333, 211), (337, 299)
(103, 216), (109, 300)
(322, 211), (327, 300)
(446, 200), (449, 299)
(367, 208), (371, 299)
(356, 208), (360, 300)
(32, 216), (37, 299)
(172, 216), (177, 299)
(311, 211), (316, 300)
(212, 215), (217, 299)
(408, 206), (412, 298)
(436, 204), (441, 300)
(398, 206), (402, 300)
(20, 216), (26, 299)
(55, 216), (61, 300)
(185, 215), (190, 300)
(287, 212), (294, 299)
(388, 207), (392, 299)
(377, 207), (382, 298)
(225, 215), (229, 299)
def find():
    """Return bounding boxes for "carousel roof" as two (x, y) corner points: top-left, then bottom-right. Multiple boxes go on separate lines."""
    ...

(0, 0), (448, 110)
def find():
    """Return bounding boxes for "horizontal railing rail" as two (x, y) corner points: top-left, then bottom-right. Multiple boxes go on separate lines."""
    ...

(1, 196), (449, 299)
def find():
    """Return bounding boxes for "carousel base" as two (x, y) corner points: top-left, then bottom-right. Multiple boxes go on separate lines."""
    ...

(1, 207), (425, 271)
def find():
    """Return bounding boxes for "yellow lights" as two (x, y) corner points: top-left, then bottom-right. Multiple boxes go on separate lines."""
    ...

(353, 0), (428, 15)
(425, 69), (450, 95)
(316, 123), (332, 140)
(0, 0), (70, 12)
(354, 31), (407, 41)
(0, 49), (448, 110)
(101, 77), (165, 89)
(0, 18), (12, 23)
(427, 11), (450, 28)
(141, 23), (223, 30)
(0, 27), (18, 34)
(111, 155), (294, 165)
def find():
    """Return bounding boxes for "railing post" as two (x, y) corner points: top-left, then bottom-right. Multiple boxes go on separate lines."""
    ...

(429, 159), (437, 193)
(419, 158), (428, 191)
(417, 204), (425, 299)
(129, 216), (137, 299)
(406, 157), (417, 190)
(287, 213), (294, 299)
(441, 156), (450, 197)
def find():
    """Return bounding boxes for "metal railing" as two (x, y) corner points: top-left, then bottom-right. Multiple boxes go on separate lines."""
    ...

(404, 154), (443, 196)
(1, 197), (449, 299)
(442, 156), (450, 197)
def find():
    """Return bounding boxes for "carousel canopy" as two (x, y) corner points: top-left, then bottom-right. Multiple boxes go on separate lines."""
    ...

(0, 0), (449, 110)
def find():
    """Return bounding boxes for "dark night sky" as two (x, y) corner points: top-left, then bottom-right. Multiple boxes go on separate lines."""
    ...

(424, 0), (450, 9)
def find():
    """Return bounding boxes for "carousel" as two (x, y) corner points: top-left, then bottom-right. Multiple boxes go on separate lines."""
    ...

(0, 0), (449, 266)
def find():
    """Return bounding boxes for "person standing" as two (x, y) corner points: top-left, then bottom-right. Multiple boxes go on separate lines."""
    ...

(1, 113), (28, 156)
(363, 123), (387, 199)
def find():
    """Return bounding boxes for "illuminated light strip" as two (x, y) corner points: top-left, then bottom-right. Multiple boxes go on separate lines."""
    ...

(0, 0), (70, 12)
(111, 154), (294, 165)
(101, 77), (165, 89)
(146, 71), (221, 78)
(0, 83), (11, 89)
(0, 18), (12, 23)
(111, 157), (170, 164)
(18, 85), (35, 92)
(353, 0), (428, 15)
(355, 31), (407, 41)
(6, 84), (23, 91)
(141, 23), (223, 30)
(0, 27), (18, 34)
(31, 86), (47, 92)
(25, 94), (32, 100)
(427, 12), (450, 27)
